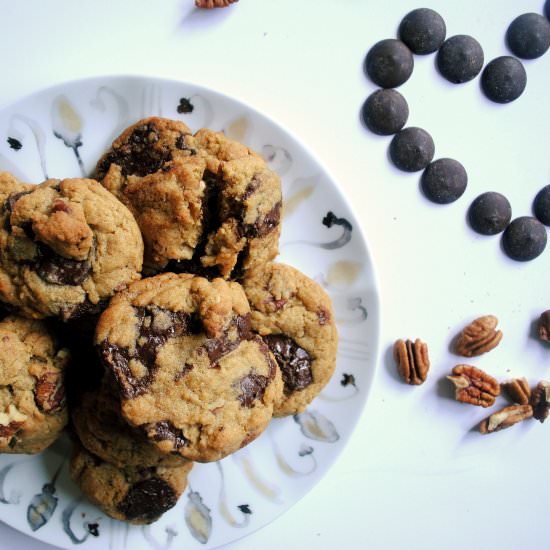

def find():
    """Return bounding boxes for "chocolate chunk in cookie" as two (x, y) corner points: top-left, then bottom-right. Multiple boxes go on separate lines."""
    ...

(243, 263), (337, 416)
(96, 273), (282, 462)
(0, 174), (143, 319)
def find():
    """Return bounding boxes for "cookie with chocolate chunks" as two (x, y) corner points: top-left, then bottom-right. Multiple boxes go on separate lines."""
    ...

(70, 442), (192, 525)
(97, 118), (282, 278)
(0, 315), (70, 454)
(95, 273), (282, 462)
(72, 376), (188, 469)
(243, 263), (338, 417)
(0, 173), (143, 320)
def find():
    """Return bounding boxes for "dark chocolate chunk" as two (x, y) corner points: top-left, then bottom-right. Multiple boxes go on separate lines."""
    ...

(177, 97), (194, 114)
(502, 216), (547, 261)
(481, 56), (527, 104)
(117, 478), (177, 523)
(421, 158), (467, 204)
(96, 122), (172, 178)
(149, 421), (188, 449)
(399, 8), (446, 55)
(202, 314), (252, 366)
(365, 39), (414, 88)
(361, 89), (409, 136)
(264, 334), (313, 394)
(389, 127), (435, 172)
(241, 202), (281, 238)
(507, 13), (550, 59)
(534, 185), (550, 226)
(35, 244), (91, 286)
(437, 35), (484, 83)
(7, 137), (22, 151)
(237, 373), (271, 407)
(4, 191), (31, 215)
(468, 192), (512, 235)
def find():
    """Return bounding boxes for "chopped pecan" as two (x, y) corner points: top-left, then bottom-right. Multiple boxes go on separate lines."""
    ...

(502, 377), (531, 405)
(530, 380), (550, 423)
(195, 0), (238, 8)
(0, 404), (27, 438)
(34, 372), (65, 413)
(455, 315), (503, 357)
(447, 365), (500, 407)
(479, 404), (533, 434)
(393, 339), (430, 385)
(538, 311), (550, 343)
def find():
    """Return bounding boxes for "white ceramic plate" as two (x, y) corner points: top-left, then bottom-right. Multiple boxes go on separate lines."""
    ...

(0, 76), (380, 550)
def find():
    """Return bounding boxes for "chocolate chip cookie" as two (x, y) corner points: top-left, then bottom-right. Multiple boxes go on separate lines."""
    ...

(70, 442), (192, 525)
(0, 175), (143, 320)
(96, 118), (282, 278)
(72, 376), (188, 469)
(0, 315), (70, 454)
(95, 272), (282, 462)
(243, 263), (338, 416)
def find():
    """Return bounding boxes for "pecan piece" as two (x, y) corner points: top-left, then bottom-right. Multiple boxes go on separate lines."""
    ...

(455, 315), (503, 357)
(393, 339), (430, 385)
(502, 377), (531, 405)
(479, 404), (533, 434)
(447, 365), (500, 407)
(530, 380), (550, 423)
(196, 0), (238, 8)
(538, 310), (550, 343)
(34, 372), (65, 413)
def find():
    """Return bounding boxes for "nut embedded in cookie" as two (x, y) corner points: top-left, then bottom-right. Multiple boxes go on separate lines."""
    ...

(447, 364), (500, 407)
(0, 315), (70, 454)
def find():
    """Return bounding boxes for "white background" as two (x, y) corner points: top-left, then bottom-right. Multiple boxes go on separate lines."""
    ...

(1, 0), (549, 548)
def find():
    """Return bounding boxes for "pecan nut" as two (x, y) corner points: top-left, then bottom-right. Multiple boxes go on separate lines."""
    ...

(530, 380), (550, 423)
(502, 377), (531, 405)
(447, 365), (500, 407)
(393, 339), (430, 385)
(196, 0), (238, 8)
(479, 404), (533, 434)
(455, 315), (503, 357)
(34, 372), (65, 413)
(0, 404), (27, 438)
(538, 310), (550, 343)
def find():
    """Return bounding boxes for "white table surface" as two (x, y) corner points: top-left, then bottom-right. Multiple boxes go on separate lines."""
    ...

(1, 0), (549, 548)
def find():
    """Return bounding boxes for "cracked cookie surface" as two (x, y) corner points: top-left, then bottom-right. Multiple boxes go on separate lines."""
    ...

(0, 315), (70, 454)
(0, 174), (143, 319)
(95, 272), (282, 462)
(243, 263), (337, 416)
(70, 442), (192, 525)
(96, 118), (281, 277)
(72, 375), (188, 469)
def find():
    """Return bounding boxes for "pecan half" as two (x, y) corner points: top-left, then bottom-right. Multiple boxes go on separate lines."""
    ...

(530, 380), (550, 423)
(196, 0), (238, 8)
(393, 339), (430, 385)
(502, 377), (531, 405)
(479, 404), (533, 434)
(447, 365), (500, 407)
(455, 315), (503, 357)
(538, 311), (550, 343)
(34, 372), (65, 413)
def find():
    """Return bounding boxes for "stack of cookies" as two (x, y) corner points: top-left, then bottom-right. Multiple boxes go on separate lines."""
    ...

(0, 117), (338, 524)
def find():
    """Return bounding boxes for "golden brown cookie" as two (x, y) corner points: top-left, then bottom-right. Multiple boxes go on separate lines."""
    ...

(95, 272), (282, 462)
(70, 442), (192, 525)
(0, 315), (70, 454)
(0, 175), (143, 320)
(243, 263), (338, 416)
(72, 376), (188, 469)
(96, 118), (281, 278)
